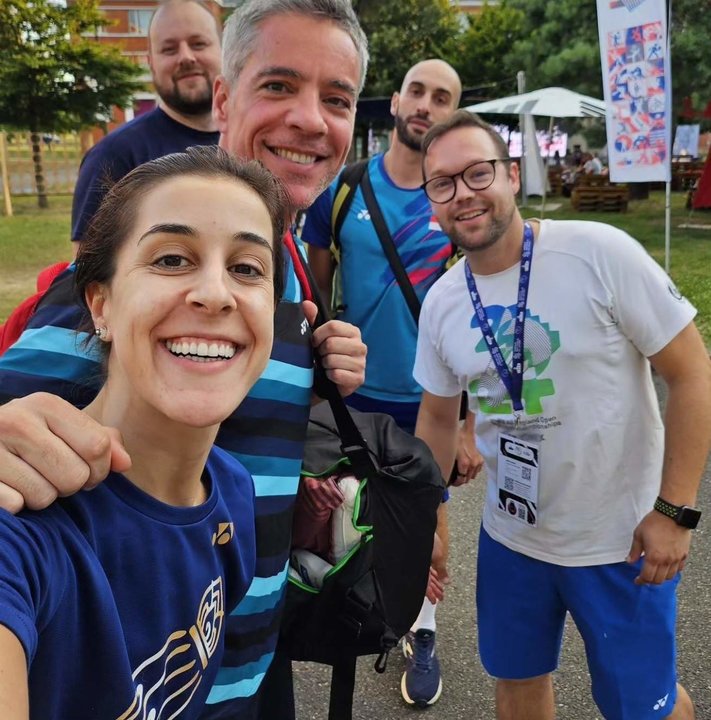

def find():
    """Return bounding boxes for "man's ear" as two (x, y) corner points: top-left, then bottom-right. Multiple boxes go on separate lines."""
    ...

(85, 282), (110, 337)
(212, 75), (230, 133)
(390, 92), (400, 118)
(508, 160), (521, 196)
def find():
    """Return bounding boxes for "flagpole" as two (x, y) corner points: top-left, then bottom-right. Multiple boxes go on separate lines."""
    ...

(517, 71), (527, 207)
(665, 0), (673, 273)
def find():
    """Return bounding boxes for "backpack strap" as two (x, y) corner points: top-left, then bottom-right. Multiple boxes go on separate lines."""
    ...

(286, 232), (378, 481)
(359, 168), (422, 325)
(328, 656), (357, 720)
(330, 158), (369, 257)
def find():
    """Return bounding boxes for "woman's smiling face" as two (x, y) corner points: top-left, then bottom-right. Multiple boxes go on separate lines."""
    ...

(86, 174), (276, 429)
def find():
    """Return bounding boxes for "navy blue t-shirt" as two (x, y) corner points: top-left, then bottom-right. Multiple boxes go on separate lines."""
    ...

(71, 107), (219, 241)
(0, 446), (255, 720)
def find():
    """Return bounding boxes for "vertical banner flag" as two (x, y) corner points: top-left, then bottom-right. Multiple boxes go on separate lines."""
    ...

(596, 0), (671, 182)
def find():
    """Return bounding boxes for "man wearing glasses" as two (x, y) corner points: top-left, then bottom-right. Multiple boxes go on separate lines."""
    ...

(413, 110), (711, 720)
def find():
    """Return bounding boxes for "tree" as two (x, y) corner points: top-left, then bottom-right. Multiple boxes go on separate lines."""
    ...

(454, 1), (525, 92)
(505, 0), (601, 97)
(0, 0), (142, 207)
(354, 0), (462, 98)
(501, 0), (711, 130)
(501, 1), (605, 145)
(669, 0), (711, 128)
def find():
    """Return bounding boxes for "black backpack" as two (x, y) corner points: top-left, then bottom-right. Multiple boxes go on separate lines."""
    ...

(279, 245), (445, 720)
(279, 403), (443, 720)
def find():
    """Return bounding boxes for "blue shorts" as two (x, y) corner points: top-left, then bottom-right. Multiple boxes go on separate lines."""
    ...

(477, 526), (680, 719)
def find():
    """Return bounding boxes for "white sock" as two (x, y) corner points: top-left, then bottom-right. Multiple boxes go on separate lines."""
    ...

(410, 598), (437, 633)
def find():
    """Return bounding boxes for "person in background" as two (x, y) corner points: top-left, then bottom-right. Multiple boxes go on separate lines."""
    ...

(71, 0), (223, 252)
(583, 152), (604, 175)
(414, 109), (710, 720)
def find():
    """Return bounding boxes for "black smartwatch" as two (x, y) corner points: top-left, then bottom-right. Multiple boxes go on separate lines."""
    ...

(653, 496), (702, 529)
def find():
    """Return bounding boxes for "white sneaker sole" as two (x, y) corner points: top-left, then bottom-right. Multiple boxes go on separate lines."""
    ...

(400, 672), (443, 707)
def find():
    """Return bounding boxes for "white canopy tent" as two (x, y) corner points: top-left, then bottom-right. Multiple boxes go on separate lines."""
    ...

(466, 87), (609, 212)
(466, 86), (607, 118)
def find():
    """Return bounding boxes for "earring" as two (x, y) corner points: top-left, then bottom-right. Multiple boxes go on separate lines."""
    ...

(94, 326), (108, 341)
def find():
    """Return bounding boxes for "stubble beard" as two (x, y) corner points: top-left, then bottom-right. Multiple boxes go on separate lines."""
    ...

(448, 200), (516, 255)
(282, 167), (331, 214)
(158, 76), (213, 117)
(394, 114), (423, 152)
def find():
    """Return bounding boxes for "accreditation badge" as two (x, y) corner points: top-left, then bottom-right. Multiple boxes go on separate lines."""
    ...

(496, 433), (539, 527)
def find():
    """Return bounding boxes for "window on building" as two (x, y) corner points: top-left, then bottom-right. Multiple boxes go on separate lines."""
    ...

(128, 9), (153, 35)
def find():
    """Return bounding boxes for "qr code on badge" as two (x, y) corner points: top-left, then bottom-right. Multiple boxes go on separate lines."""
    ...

(517, 505), (526, 520)
(521, 467), (531, 481)
(504, 477), (514, 491)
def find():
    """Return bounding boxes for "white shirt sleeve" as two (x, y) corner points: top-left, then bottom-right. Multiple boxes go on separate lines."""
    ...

(600, 229), (696, 357)
(413, 292), (463, 398)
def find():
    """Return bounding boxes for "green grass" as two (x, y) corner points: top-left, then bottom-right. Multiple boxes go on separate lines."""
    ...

(1, 190), (710, 344)
(521, 191), (711, 344)
(0, 195), (73, 322)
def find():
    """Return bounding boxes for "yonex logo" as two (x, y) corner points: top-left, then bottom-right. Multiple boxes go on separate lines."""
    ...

(357, 209), (371, 221)
(300, 318), (309, 335)
(653, 693), (669, 711)
(667, 283), (683, 301)
(212, 522), (234, 546)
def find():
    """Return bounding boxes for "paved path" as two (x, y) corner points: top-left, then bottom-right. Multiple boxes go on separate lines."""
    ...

(293, 380), (711, 719)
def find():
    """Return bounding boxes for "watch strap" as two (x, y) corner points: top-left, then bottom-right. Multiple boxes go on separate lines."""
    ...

(654, 496), (701, 529)
(653, 496), (680, 521)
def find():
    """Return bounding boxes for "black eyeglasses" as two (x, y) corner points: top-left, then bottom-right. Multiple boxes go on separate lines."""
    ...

(421, 159), (508, 204)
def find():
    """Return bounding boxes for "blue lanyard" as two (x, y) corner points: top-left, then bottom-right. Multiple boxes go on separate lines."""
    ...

(464, 223), (534, 413)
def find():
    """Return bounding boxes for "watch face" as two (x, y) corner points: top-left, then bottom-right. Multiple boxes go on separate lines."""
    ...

(677, 506), (702, 530)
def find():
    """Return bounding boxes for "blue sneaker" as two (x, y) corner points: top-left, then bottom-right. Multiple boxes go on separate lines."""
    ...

(401, 629), (443, 707)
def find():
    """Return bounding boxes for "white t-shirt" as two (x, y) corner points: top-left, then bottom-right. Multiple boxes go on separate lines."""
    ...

(414, 219), (696, 566)
(584, 157), (603, 174)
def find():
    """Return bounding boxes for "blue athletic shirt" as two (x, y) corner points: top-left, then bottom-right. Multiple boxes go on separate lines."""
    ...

(71, 107), (219, 242)
(0, 445), (255, 720)
(301, 154), (452, 408)
(0, 240), (313, 720)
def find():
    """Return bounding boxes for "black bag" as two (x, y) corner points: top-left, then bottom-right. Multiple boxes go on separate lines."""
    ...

(279, 244), (445, 720)
(279, 403), (444, 720)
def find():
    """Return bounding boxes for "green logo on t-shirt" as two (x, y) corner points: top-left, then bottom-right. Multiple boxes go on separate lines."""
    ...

(469, 305), (560, 415)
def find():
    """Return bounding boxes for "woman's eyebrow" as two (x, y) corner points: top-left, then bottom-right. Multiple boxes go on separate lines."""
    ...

(138, 223), (196, 244)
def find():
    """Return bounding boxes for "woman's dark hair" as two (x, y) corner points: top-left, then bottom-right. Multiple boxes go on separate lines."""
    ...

(75, 146), (288, 328)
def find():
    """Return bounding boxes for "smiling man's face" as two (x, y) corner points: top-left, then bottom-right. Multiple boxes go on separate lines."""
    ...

(213, 12), (360, 212)
(149, 1), (222, 117)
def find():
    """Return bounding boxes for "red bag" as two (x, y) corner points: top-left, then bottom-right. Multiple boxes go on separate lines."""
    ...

(0, 262), (69, 355)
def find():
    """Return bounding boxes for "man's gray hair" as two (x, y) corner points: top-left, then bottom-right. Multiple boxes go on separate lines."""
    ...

(222, 0), (369, 94)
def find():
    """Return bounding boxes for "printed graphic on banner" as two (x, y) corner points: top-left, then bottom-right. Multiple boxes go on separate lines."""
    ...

(605, 21), (667, 171)
(496, 433), (539, 527)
